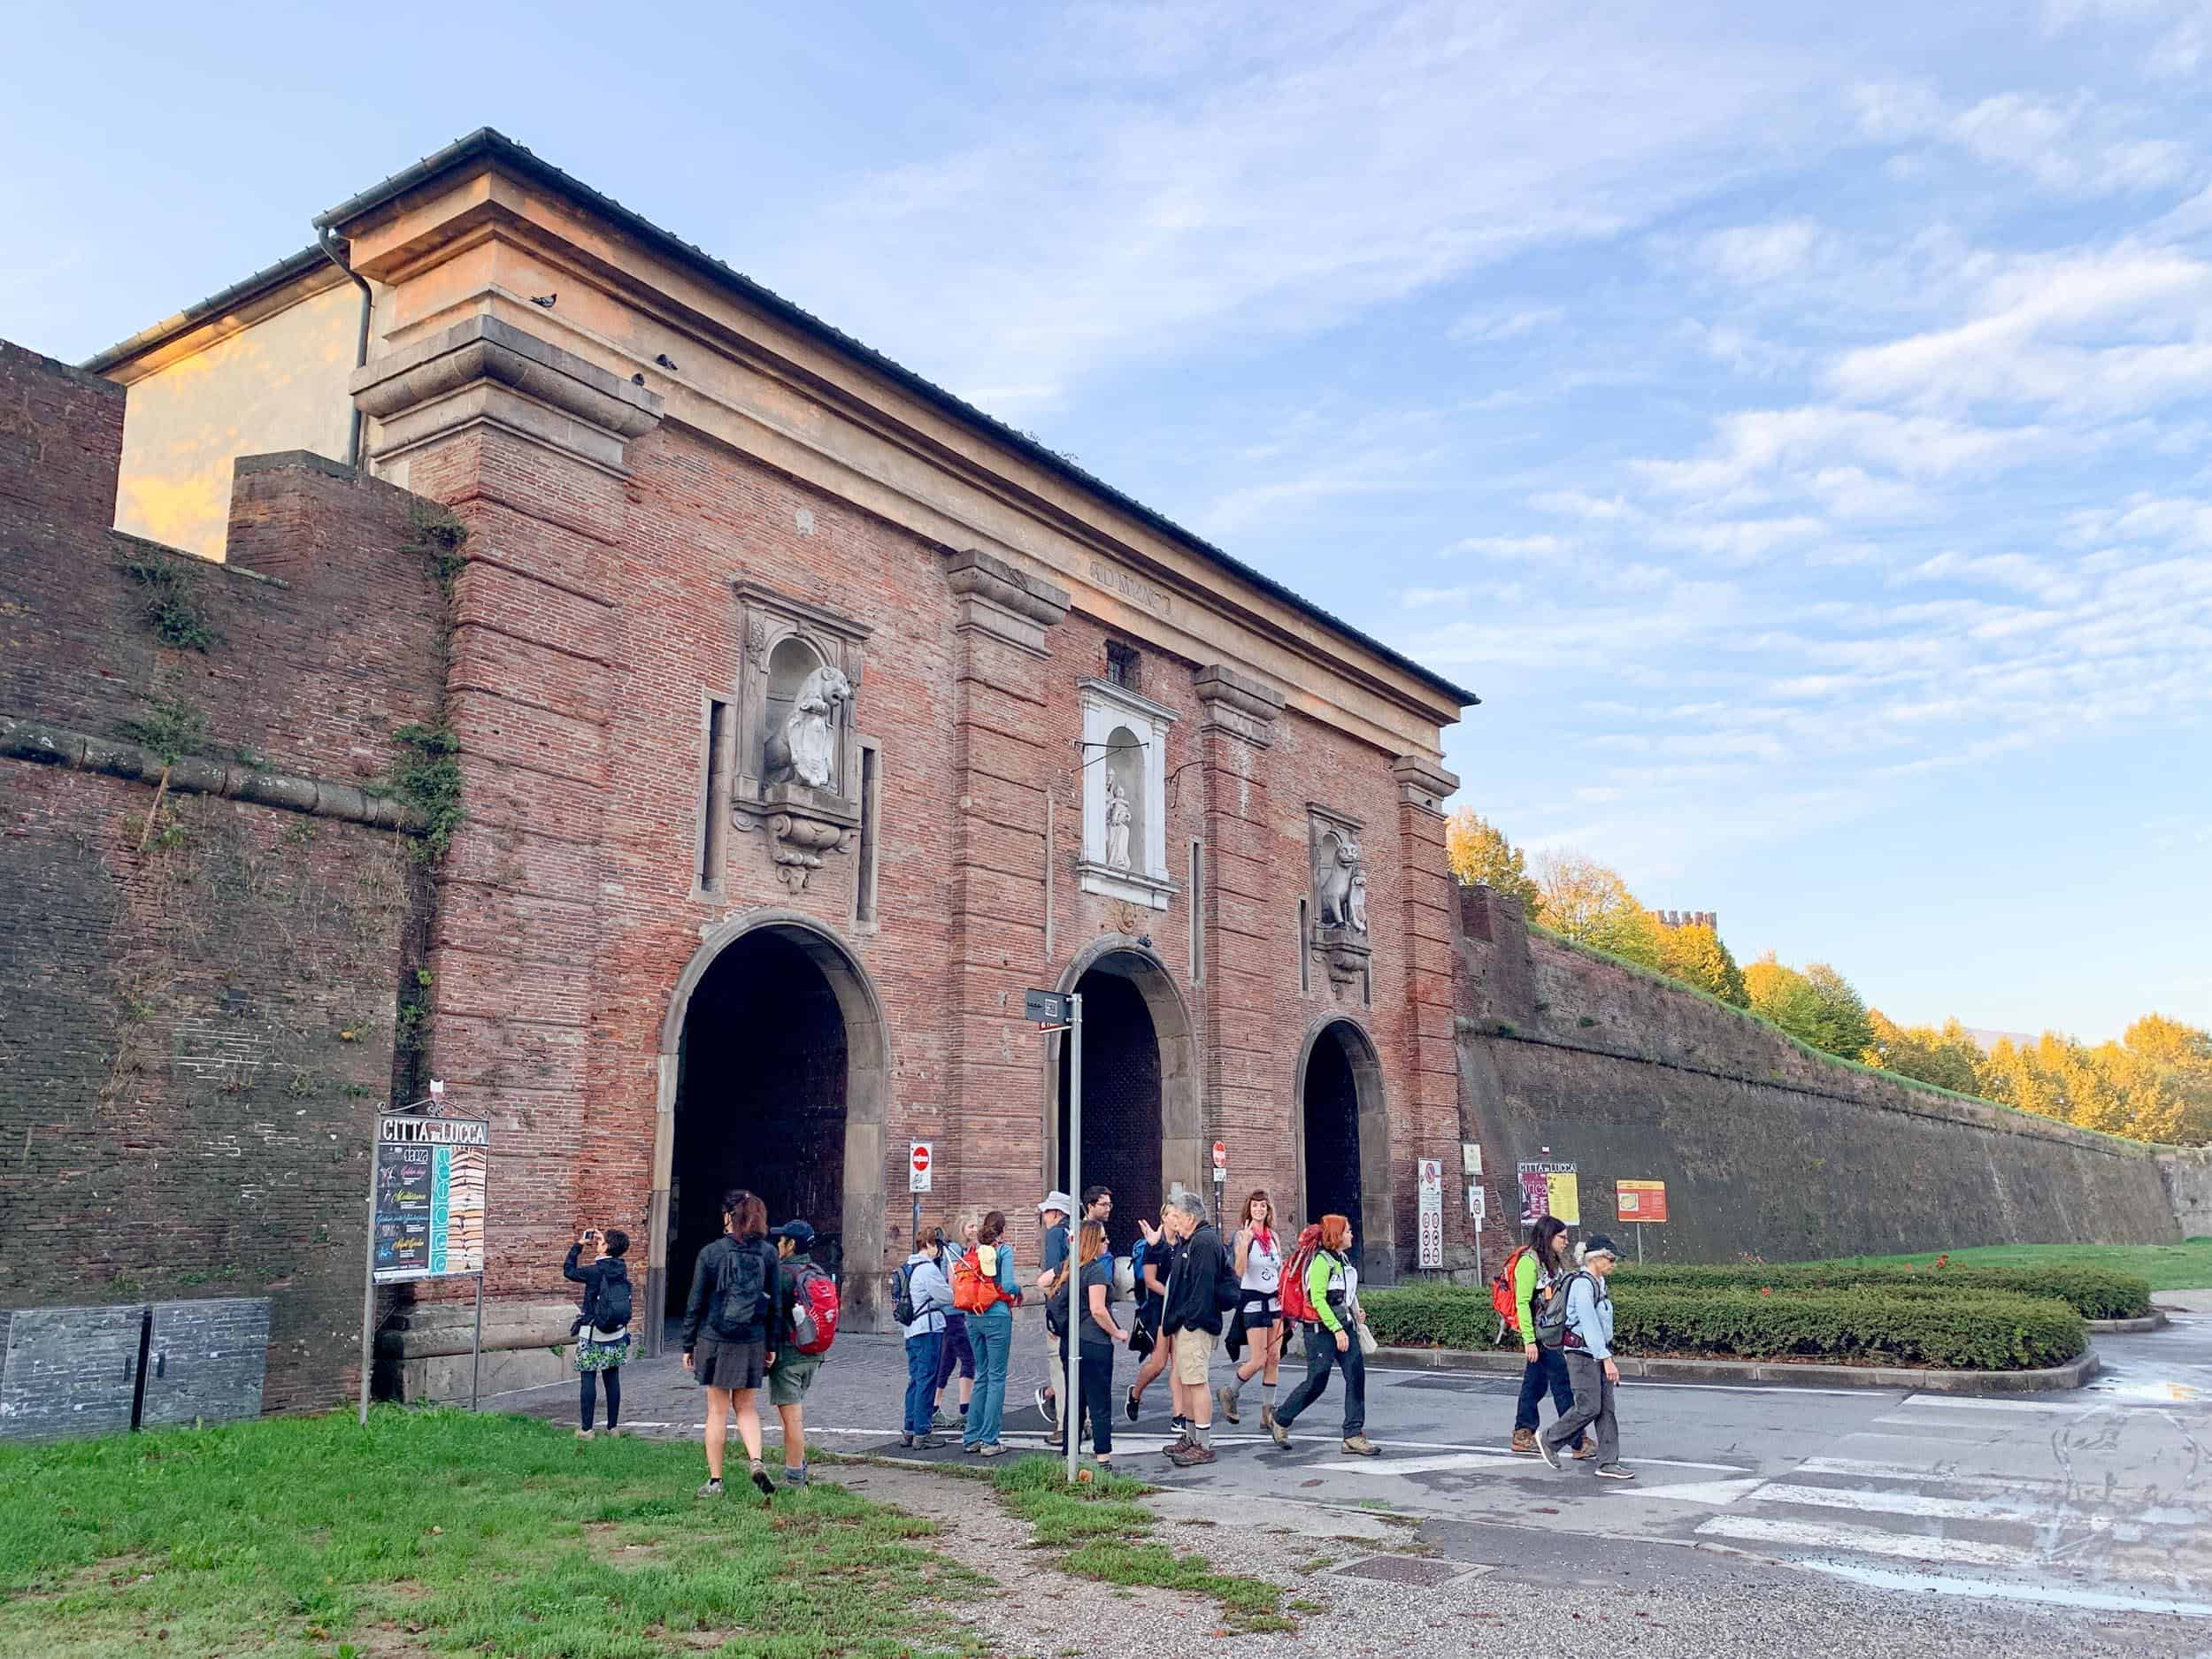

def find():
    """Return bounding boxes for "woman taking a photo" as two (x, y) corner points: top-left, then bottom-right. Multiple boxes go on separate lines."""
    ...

(1216, 1189), (1283, 1431)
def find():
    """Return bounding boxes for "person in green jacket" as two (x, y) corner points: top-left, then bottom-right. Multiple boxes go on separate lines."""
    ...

(1267, 1214), (1378, 1455)
(1510, 1216), (1587, 1457)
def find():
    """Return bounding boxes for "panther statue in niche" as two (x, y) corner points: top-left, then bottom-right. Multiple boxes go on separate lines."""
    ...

(764, 664), (852, 790)
(1315, 830), (1366, 933)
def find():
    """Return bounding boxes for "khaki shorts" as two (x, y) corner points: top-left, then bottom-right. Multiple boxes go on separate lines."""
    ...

(769, 1348), (822, 1407)
(1171, 1328), (1217, 1386)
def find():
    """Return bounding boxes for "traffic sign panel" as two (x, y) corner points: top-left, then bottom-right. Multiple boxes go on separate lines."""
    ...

(910, 1141), (933, 1193)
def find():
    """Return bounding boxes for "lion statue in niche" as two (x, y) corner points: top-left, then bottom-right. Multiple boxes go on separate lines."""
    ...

(764, 663), (853, 789)
(1315, 830), (1366, 933)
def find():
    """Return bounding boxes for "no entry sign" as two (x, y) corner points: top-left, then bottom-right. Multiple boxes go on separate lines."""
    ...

(910, 1141), (933, 1193)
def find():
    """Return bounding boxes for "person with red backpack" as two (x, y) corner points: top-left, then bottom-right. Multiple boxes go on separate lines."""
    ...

(1501, 1216), (1588, 1459)
(770, 1220), (839, 1488)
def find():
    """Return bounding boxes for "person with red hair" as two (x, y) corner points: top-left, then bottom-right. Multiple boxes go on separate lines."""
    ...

(1267, 1212), (1377, 1456)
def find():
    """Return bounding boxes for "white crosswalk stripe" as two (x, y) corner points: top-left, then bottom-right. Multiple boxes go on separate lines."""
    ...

(1696, 1514), (2039, 1569)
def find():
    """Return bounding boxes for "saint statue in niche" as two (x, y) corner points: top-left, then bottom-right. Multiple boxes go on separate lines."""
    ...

(764, 663), (852, 790)
(1104, 771), (1134, 871)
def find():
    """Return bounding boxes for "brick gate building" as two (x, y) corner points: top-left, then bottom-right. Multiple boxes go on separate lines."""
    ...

(4, 130), (1472, 1409)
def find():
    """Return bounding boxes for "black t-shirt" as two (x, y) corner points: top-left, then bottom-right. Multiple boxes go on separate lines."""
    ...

(1144, 1239), (1180, 1310)
(1078, 1256), (1116, 1350)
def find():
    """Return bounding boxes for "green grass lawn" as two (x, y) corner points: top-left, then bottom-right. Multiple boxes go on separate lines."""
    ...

(1814, 1239), (2212, 1293)
(0, 1409), (981, 1659)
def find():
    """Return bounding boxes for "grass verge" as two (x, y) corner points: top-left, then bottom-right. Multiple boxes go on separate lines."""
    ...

(0, 1408), (981, 1659)
(1809, 1239), (2212, 1294)
(989, 1455), (1290, 1632)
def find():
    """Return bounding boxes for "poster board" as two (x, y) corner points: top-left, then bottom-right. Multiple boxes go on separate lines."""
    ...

(372, 1114), (488, 1283)
(1616, 1179), (1669, 1224)
(1517, 1160), (1580, 1226)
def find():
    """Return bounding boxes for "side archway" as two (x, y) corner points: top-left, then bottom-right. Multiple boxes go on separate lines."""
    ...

(1042, 938), (1202, 1252)
(1293, 1015), (1396, 1282)
(648, 910), (890, 1348)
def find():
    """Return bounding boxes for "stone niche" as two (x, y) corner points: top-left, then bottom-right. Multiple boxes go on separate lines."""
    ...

(729, 580), (872, 894)
(1309, 803), (1371, 999)
(1079, 677), (1179, 910)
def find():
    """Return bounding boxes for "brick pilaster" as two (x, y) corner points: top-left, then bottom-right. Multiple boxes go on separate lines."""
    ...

(1391, 754), (1462, 1274)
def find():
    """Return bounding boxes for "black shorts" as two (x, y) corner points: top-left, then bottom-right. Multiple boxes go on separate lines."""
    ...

(1240, 1294), (1281, 1328)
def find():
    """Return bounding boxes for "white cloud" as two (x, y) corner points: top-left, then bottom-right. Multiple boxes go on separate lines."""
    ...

(1850, 81), (2198, 196)
(1451, 303), (1565, 343)
(1632, 405), (2036, 495)
(1695, 219), (1835, 285)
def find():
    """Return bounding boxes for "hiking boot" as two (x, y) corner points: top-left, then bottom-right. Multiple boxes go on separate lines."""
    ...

(932, 1410), (962, 1432)
(1269, 1418), (1293, 1449)
(1259, 1403), (1277, 1432)
(1342, 1435), (1379, 1457)
(1537, 1433), (1563, 1471)
(1167, 1441), (1217, 1467)
(749, 1460), (776, 1499)
(1571, 1437), (1596, 1461)
(1509, 1427), (1538, 1455)
(1216, 1384), (1240, 1425)
(1035, 1386), (1058, 1428)
(576, 1428), (595, 1440)
(696, 1478), (724, 1498)
(911, 1433), (945, 1449)
(1595, 1463), (1636, 1481)
(782, 1467), (807, 1487)
(1125, 1386), (1141, 1424)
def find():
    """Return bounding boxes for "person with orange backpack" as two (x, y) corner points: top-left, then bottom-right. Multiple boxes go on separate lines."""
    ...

(771, 1220), (839, 1487)
(1500, 1216), (1587, 1459)
(953, 1209), (1023, 1455)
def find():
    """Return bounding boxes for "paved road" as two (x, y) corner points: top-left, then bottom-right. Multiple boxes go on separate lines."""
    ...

(486, 1310), (2212, 1629)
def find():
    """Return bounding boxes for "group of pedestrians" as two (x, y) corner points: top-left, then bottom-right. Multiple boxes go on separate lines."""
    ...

(563, 1180), (1632, 1498)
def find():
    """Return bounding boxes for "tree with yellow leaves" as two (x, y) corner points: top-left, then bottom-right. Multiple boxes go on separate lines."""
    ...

(1443, 808), (1540, 912)
(1976, 1016), (2212, 1144)
(1655, 919), (1748, 1007)
(1531, 850), (1664, 968)
(1865, 1012), (1984, 1094)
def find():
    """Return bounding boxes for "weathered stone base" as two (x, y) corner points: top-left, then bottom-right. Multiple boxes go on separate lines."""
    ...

(376, 1299), (578, 1403)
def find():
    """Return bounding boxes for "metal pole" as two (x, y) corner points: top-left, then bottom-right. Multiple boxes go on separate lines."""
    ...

(358, 1121), (382, 1426)
(1065, 992), (1082, 1486)
(470, 1272), (484, 1410)
(1637, 1223), (1645, 1265)
(911, 1191), (921, 1256)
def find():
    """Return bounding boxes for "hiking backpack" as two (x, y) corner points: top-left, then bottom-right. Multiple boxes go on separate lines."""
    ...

(710, 1240), (772, 1338)
(950, 1247), (1002, 1315)
(787, 1263), (841, 1356)
(889, 1262), (918, 1327)
(1490, 1245), (1532, 1330)
(1533, 1269), (1587, 1350)
(593, 1265), (634, 1333)
(1278, 1223), (1324, 1325)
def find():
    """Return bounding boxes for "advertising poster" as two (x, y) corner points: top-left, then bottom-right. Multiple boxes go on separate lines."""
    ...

(373, 1114), (489, 1283)
(1517, 1160), (1580, 1226)
(1616, 1179), (1669, 1224)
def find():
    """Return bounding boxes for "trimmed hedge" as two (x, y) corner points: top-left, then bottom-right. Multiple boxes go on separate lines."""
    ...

(1362, 1284), (2087, 1371)
(1615, 1263), (2150, 1321)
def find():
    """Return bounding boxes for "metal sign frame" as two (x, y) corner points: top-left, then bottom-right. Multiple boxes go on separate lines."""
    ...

(358, 1096), (489, 1425)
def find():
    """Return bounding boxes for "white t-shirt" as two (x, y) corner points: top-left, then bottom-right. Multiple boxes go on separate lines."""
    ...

(1240, 1228), (1283, 1294)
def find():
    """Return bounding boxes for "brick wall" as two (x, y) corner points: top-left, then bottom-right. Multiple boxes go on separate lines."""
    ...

(0, 338), (447, 1416)
(1454, 885), (2179, 1263)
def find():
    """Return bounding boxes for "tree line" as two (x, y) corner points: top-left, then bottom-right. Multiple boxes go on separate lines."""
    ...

(1445, 809), (2212, 1147)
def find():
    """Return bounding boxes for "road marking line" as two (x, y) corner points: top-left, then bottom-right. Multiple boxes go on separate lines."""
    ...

(1790, 1560), (2212, 1618)
(1894, 1395), (2107, 1415)
(1793, 1457), (2073, 1494)
(1749, 1481), (2062, 1523)
(1599, 1478), (1766, 1505)
(1695, 1515), (2037, 1568)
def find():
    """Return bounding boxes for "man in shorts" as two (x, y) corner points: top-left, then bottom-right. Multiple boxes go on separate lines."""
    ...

(1160, 1190), (1227, 1467)
(771, 1220), (826, 1487)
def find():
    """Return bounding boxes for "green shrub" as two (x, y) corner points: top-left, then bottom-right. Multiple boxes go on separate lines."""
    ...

(1361, 1283), (2086, 1371)
(1616, 1262), (2149, 1321)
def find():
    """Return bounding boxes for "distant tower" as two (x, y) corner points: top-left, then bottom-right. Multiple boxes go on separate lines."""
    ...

(1655, 910), (1717, 932)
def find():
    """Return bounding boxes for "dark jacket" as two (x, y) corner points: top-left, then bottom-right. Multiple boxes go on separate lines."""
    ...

(681, 1233), (782, 1358)
(1163, 1220), (1228, 1336)
(564, 1243), (631, 1333)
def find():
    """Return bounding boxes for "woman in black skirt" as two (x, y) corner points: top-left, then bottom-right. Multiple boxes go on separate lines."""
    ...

(681, 1189), (780, 1499)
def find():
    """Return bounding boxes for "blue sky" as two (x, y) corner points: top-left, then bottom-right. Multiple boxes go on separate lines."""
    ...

(5, 2), (2207, 1040)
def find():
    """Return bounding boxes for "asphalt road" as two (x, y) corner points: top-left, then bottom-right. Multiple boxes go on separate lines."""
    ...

(486, 1309), (2212, 1644)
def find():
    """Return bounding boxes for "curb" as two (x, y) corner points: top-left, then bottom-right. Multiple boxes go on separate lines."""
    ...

(2086, 1312), (2168, 1334)
(1370, 1345), (2103, 1394)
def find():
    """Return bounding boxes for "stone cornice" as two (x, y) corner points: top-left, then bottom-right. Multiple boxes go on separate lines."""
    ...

(1194, 663), (1284, 748)
(1391, 754), (1459, 814)
(945, 547), (1071, 657)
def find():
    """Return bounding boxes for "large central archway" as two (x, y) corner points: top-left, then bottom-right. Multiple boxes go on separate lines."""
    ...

(1046, 941), (1200, 1256)
(1294, 1016), (1394, 1282)
(649, 913), (889, 1347)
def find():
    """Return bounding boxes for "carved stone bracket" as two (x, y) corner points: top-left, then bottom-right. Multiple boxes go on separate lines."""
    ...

(945, 547), (1071, 657)
(1390, 754), (1459, 816)
(733, 781), (859, 894)
(1194, 663), (1285, 748)
(350, 316), (664, 475)
(1312, 924), (1373, 1000)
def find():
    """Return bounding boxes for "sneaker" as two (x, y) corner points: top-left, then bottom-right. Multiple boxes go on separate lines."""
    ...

(1036, 1386), (1058, 1427)
(1571, 1439), (1596, 1461)
(961, 1442), (982, 1455)
(696, 1478), (724, 1498)
(1537, 1433), (1563, 1471)
(933, 1411), (962, 1432)
(1595, 1463), (1636, 1481)
(979, 1442), (1007, 1458)
(1166, 1441), (1217, 1467)
(1170, 1414), (1190, 1434)
(782, 1468), (807, 1487)
(576, 1428), (595, 1440)
(1342, 1435), (1379, 1457)
(1216, 1385), (1240, 1425)
(1269, 1419), (1292, 1449)
(1042, 1435), (1067, 1454)
(911, 1433), (945, 1449)
(749, 1461), (776, 1498)
(1509, 1427), (1539, 1455)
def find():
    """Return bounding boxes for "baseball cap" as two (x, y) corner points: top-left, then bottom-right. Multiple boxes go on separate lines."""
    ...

(772, 1220), (817, 1248)
(1580, 1233), (1619, 1261)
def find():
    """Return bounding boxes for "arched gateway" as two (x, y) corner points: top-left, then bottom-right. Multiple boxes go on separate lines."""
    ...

(647, 912), (889, 1348)
(1045, 941), (1202, 1255)
(1294, 1014), (1395, 1281)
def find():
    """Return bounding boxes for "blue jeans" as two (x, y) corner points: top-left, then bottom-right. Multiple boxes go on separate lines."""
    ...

(964, 1304), (1013, 1447)
(1514, 1346), (1573, 1432)
(905, 1331), (942, 1436)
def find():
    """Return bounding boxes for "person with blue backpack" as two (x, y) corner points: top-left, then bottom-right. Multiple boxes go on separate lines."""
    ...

(1537, 1233), (1634, 1481)
(682, 1189), (781, 1500)
(895, 1228), (954, 1448)
(564, 1226), (632, 1440)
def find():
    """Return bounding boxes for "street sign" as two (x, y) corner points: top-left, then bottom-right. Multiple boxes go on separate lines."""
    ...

(1210, 1141), (1227, 1169)
(1024, 987), (1071, 1025)
(1467, 1184), (1486, 1220)
(1417, 1157), (1444, 1269)
(1617, 1179), (1667, 1224)
(910, 1141), (933, 1194)
(1461, 1141), (1482, 1177)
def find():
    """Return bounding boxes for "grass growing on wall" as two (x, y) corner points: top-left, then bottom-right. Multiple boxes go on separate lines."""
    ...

(1814, 1240), (2212, 1294)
